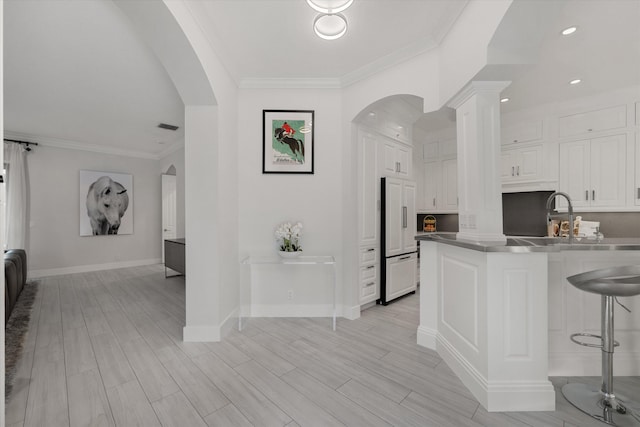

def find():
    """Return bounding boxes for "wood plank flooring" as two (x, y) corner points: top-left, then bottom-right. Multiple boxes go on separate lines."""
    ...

(5, 264), (640, 426)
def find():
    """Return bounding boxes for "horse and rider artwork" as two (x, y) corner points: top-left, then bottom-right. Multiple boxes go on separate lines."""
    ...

(79, 170), (133, 236)
(263, 110), (314, 174)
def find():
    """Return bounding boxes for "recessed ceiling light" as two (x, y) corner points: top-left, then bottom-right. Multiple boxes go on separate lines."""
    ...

(569, 79), (582, 85)
(561, 26), (577, 36)
(307, 0), (353, 14)
(313, 13), (348, 40)
(500, 97), (510, 103)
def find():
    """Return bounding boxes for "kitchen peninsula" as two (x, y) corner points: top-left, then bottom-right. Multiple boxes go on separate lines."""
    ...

(416, 233), (640, 412)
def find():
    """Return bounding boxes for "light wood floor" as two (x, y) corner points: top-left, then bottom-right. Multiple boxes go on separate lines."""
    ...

(5, 264), (640, 426)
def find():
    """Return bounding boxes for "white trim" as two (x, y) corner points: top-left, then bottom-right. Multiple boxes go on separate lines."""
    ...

(4, 131), (180, 160)
(239, 77), (341, 89)
(28, 258), (161, 279)
(342, 304), (361, 320)
(416, 325), (437, 350)
(437, 334), (556, 412)
(248, 303), (337, 319)
(219, 308), (238, 341)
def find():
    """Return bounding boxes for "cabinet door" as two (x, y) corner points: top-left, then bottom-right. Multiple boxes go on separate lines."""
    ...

(359, 132), (379, 245)
(396, 145), (411, 178)
(402, 181), (417, 253)
(501, 151), (517, 182)
(383, 141), (398, 176)
(384, 178), (404, 257)
(590, 134), (626, 207)
(423, 162), (439, 211)
(517, 145), (543, 181)
(360, 263), (379, 304)
(385, 253), (417, 302)
(441, 158), (458, 211)
(559, 140), (590, 208)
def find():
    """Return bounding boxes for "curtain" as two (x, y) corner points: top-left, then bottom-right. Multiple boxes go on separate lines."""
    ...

(4, 143), (28, 250)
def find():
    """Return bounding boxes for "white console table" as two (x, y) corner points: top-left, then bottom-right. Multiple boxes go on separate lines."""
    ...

(240, 255), (337, 331)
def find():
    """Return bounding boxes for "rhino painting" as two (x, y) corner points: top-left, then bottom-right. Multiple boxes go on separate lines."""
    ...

(80, 171), (133, 236)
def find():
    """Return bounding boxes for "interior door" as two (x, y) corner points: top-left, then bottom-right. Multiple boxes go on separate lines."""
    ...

(161, 174), (177, 262)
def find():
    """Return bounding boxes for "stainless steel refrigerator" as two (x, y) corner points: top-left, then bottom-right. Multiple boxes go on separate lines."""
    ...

(380, 177), (418, 305)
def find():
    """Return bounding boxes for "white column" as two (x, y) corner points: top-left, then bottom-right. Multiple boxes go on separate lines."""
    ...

(448, 81), (510, 243)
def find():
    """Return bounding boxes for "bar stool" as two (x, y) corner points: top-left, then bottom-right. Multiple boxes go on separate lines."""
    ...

(563, 265), (640, 426)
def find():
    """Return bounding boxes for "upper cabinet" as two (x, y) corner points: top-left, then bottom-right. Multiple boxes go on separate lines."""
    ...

(558, 134), (627, 209)
(558, 105), (627, 137)
(501, 144), (543, 183)
(501, 120), (543, 146)
(382, 137), (412, 179)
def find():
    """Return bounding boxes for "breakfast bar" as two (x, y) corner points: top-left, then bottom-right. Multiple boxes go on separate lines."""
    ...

(416, 233), (640, 412)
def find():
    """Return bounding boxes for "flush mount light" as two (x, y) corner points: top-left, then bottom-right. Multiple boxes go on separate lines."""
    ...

(307, 0), (353, 14)
(500, 97), (510, 103)
(570, 79), (582, 85)
(313, 13), (347, 40)
(561, 26), (577, 36)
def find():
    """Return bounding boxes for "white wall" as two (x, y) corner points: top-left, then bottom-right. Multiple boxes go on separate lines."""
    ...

(238, 87), (343, 315)
(28, 145), (161, 277)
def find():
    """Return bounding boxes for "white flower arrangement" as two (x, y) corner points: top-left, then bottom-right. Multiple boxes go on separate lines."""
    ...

(275, 221), (303, 252)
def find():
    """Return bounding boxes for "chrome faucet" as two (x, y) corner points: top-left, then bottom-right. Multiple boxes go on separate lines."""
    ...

(546, 191), (574, 243)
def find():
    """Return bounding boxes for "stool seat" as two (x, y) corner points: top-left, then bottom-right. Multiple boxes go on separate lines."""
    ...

(567, 265), (640, 297)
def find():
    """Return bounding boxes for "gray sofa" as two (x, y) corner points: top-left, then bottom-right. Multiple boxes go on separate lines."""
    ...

(5, 249), (27, 323)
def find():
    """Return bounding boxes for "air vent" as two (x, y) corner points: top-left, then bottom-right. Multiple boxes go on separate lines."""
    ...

(158, 123), (179, 131)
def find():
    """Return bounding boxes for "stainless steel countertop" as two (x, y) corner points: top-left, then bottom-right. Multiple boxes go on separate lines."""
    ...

(415, 232), (640, 253)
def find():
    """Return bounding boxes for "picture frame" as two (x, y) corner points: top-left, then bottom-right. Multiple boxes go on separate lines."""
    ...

(262, 109), (314, 174)
(79, 170), (134, 236)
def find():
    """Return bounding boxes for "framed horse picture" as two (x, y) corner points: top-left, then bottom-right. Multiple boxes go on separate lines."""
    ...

(262, 109), (314, 174)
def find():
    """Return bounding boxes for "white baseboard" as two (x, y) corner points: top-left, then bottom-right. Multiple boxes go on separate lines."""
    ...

(342, 304), (361, 320)
(437, 335), (555, 412)
(249, 304), (335, 318)
(28, 258), (162, 279)
(416, 326), (437, 350)
(183, 324), (221, 342)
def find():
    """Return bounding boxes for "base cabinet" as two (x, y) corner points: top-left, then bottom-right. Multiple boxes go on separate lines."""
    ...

(384, 253), (417, 302)
(359, 246), (379, 304)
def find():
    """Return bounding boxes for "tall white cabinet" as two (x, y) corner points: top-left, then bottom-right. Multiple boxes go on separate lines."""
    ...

(357, 126), (414, 306)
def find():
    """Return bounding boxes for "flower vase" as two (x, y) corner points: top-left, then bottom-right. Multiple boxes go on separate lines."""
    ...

(278, 250), (301, 259)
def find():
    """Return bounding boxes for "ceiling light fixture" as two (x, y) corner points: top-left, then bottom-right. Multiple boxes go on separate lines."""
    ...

(313, 13), (348, 40)
(570, 79), (582, 85)
(500, 97), (510, 103)
(561, 26), (577, 36)
(306, 0), (353, 14)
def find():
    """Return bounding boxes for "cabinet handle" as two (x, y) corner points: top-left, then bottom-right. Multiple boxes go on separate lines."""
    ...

(365, 282), (375, 287)
(399, 255), (411, 261)
(592, 190), (595, 200)
(367, 248), (375, 252)
(516, 166), (520, 176)
(511, 166), (515, 176)
(637, 188), (640, 199)
(432, 197), (436, 207)
(585, 190), (589, 200)
(402, 206), (407, 228)
(366, 265), (375, 269)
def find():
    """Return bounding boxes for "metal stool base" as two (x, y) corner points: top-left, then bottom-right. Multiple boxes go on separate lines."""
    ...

(562, 382), (640, 426)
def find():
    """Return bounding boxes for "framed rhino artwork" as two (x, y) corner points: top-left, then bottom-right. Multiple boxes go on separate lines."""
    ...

(262, 109), (314, 174)
(79, 170), (133, 236)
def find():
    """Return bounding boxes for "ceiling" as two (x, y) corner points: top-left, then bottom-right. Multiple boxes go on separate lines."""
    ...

(3, 0), (640, 157)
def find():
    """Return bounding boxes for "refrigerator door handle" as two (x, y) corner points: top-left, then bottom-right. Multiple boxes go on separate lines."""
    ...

(402, 206), (407, 228)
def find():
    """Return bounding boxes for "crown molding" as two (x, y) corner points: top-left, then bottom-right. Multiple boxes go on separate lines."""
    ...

(239, 77), (342, 89)
(3, 131), (164, 160)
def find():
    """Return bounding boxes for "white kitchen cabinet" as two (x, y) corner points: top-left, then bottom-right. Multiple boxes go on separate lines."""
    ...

(558, 134), (626, 209)
(359, 246), (379, 304)
(382, 138), (412, 178)
(419, 159), (458, 213)
(384, 178), (416, 257)
(501, 120), (543, 145)
(558, 105), (627, 137)
(358, 130), (380, 246)
(501, 144), (543, 183)
(441, 158), (458, 211)
(384, 252), (417, 302)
